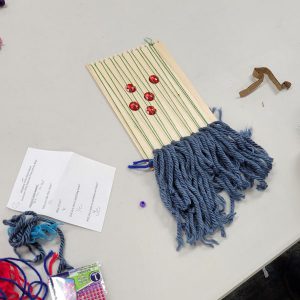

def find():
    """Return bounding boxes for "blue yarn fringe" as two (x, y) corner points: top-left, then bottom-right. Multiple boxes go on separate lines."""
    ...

(153, 121), (273, 250)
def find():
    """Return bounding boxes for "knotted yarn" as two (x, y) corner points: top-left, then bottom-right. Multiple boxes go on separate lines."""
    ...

(3, 211), (73, 274)
(152, 121), (273, 249)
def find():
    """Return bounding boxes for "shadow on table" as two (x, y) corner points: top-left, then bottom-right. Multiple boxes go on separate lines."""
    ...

(224, 242), (300, 300)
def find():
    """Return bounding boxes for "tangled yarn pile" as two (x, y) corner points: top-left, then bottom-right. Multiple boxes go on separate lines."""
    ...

(0, 257), (48, 300)
(3, 211), (73, 274)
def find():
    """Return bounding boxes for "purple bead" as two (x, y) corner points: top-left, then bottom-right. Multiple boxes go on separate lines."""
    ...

(0, 0), (5, 7)
(139, 201), (146, 208)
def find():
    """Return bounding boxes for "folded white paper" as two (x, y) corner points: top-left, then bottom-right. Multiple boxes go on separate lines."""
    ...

(7, 148), (116, 232)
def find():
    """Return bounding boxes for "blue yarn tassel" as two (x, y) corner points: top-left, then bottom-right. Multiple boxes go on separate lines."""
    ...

(153, 121), (273, 250)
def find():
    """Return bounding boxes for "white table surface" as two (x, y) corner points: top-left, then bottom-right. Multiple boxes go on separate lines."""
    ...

(1, 1), (300, 299)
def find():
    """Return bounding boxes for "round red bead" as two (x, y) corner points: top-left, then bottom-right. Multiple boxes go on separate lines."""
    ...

(126, 83), (136, 93)
(129, 101), (140, 111)
(144, 92), (155, 101)
(146, 106), (156, 115)
(149, 75), (159, 84)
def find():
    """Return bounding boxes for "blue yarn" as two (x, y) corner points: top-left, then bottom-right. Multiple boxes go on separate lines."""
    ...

(30, 222), (60, 243)
(43, 250), (55, 276)
(0, 289), (6, 300)
(211, 106), (253, 138)
(3, 211), (73, 274)
(211, 107), (223, 121)
(240, 127), (253, 138)
(128, 159), (154, 169)
(153, 121), (273, 250)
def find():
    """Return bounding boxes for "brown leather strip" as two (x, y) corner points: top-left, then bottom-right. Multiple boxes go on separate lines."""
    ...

(239, 67), (291, 97)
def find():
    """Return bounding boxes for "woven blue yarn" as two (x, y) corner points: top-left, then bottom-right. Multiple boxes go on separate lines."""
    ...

(153, 121), (273, 250)
(3, 211), (73, 274)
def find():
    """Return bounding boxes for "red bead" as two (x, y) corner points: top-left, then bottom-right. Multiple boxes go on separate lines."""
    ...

(129, 101), (140, 111)
(144, 92), (155, 101)
(146, 106), (156, 115)
(126, 83), (136, 93)
(149, 75), (159, 84)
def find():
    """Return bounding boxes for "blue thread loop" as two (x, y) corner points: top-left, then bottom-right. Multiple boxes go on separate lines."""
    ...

(211, 107), (223, 121)
(128, 159), (154, 169)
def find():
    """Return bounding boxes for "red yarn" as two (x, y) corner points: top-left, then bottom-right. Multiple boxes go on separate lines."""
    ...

(0, 261), (21, 299)
(0, 261), (43, 300)
(48, 252), (59, 276)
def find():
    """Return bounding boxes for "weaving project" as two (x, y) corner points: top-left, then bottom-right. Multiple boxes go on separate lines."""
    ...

(87, 39), (273, 249)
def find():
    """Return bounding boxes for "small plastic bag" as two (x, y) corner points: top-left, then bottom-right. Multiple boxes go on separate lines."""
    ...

(49, 262), (107, 300)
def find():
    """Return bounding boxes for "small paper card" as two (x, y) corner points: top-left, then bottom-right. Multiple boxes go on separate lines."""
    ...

(7, 148), (116, 232)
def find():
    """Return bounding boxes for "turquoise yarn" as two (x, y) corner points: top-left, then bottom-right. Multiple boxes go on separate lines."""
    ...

(7, 222), (60, 244)
(29, 222), (60, 243)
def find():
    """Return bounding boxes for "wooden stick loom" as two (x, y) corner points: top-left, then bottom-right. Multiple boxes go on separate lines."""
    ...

(87, 39), (273, 249)
(87, 40), (216, 158)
